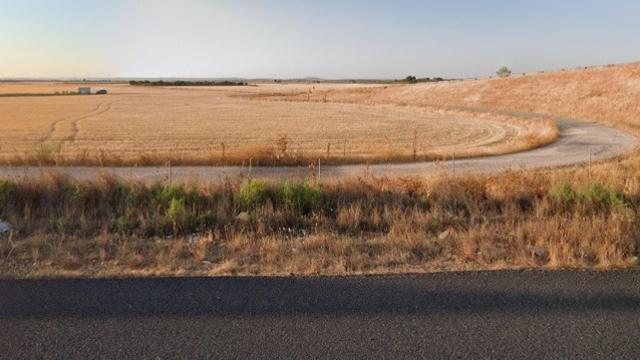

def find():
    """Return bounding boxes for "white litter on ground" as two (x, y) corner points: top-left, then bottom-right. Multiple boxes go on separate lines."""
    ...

(236, 212), (250, 222)
(0, 220), (11, 234)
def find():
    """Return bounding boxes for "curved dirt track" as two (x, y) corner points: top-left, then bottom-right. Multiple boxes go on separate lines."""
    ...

(0, 110), (635, 182)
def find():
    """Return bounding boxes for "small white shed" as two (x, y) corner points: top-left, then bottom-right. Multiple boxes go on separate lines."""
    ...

(78, 87), (91, 95)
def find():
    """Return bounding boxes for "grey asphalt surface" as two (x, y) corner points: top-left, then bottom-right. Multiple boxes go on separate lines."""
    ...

(2, 270), (640, 359)
(0, 110), (636, 182)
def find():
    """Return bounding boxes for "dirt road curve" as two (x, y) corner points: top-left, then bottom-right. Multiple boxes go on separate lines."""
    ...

(0, 110), (635, 181)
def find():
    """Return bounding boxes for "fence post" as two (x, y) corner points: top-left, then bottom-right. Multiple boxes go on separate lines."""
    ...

(452, 152), (455, 176)
(589, 145), (591, 181)
(412, 129), (418, 161)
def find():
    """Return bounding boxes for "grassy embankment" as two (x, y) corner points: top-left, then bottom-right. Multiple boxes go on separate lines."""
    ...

(0, 169), (636, 277)
(1, 63), (639, 277)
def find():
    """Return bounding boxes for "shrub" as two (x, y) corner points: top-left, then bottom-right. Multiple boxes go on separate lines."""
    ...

(236, 179), (268, 210)
(124, 185), (152, 209)
(496, 66), (512, 78)
(277, 181), (324, 213)
(167, 197), (186, 222)
(0, 180), (18, 205)
(548, 182), (576, 204)
(157, 184), (187, 204)
(404, 75), (418, 84)
(115, 215), (136, 234)
(548, 182), (629, 211)
(576, 183), (627, 209)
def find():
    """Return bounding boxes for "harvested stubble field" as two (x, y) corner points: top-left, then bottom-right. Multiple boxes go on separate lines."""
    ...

(2, 63), (640, 277)
(0, 81), (557, 166)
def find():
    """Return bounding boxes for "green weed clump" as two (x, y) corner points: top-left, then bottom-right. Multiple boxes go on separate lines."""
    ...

(167, 198), (186, 222)
(277, 181), (324, 213)
(235, 179), (325, 213)
(547, 182), (629, 212)
(577, 183), (627, 209)
(0, 180), (18, 204)
(547, 182), (576, 204)
(236, 179), (268, 210)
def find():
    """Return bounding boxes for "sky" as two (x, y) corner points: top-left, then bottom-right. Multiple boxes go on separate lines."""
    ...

(1, 0), (640, 79)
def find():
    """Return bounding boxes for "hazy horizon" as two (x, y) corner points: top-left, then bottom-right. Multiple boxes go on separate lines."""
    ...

(2, 0), (640, 79)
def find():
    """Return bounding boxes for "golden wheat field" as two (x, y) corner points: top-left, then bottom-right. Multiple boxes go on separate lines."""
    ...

(0, 81), (557, 166)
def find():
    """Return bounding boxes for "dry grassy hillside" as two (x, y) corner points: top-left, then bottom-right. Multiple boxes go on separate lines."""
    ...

(285, 63), (640, 135)
(275, 63), (640, 189)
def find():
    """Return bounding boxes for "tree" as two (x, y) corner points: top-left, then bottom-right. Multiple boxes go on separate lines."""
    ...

(496, 66), (512, 78)
(404, 75), (417, 83)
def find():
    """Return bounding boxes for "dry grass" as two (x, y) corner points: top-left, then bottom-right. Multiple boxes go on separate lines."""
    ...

(0, 82), (557, 166)
(278, 63), (640, 134)
(291, 64), (640, 184)
(0, 169), (637, 277)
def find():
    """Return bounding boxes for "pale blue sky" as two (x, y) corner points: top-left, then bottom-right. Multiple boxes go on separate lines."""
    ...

(1, 0), (639, 79)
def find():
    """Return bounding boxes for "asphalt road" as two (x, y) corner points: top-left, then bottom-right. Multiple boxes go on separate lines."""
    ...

(0, 110), (636, 182)
(2, 270), (640, 359)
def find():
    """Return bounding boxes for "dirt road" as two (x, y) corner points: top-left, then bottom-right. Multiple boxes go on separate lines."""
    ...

(0, 110), (635, 181)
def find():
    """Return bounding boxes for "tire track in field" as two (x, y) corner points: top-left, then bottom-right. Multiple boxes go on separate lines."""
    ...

(65, 101), (115, 143)
(39, 103), (103, 144)
(38, 102), (116, 154)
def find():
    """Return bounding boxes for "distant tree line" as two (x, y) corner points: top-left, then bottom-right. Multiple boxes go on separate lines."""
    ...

(270, 77), (448, 85)
(129, 80), (248, 86)
(399, 75), (446, 84)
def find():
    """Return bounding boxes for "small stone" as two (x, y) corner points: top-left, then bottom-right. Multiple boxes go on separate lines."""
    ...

(188, 234), (198, 246)
(438, 229), (453, 240)
(526, 244), (544, 257)
(0, 220), (11, 234)
(236, 212), (250, 222)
